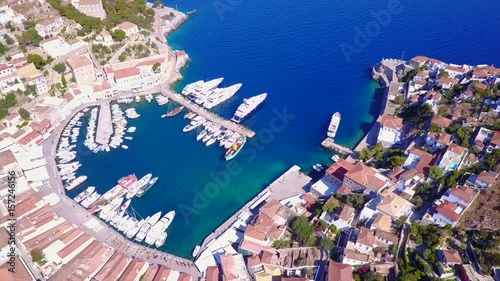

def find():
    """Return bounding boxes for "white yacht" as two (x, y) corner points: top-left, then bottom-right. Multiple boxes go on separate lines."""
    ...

(74, 186), (95, 203)
(81, 192), (101, 208)
(126, 173), (152, 199)
(135, 211), (162, 242)
(126, 216), (149, 239)
(230, 93), (267, 123)
(144, 211), (175, 245)
(327, 112), (341, 139)
(203, 83), (242, 109)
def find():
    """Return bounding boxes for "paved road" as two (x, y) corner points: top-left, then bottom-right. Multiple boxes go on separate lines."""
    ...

(38, 101), (201, 279)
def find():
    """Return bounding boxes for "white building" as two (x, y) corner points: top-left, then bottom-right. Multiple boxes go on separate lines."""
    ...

(27, 74), (49, 95)
(112, 21), (139, 36)
(438, 143), (468, 172)
(94, 29), (113, 46)
(67, 54), (97, 86)
(0, 5), (26, 25)
(72, 0), (106, 19)
(41, 37), (70, 58)
(377, 114), (404, 148)
(0, 72), (24, 94)
(35, 17), (63, 38)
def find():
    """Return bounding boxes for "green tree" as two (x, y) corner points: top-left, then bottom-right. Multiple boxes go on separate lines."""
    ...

(27, 54), (46, 70)
(152, 62), (161, 72)
(53, 63), (66, 74)
(2, 93), (17, 108)
(22, 19), (37, 29)
(429, 165), (444, 180)
(18, 108), (30, 120)
(347, 194), (365, 210)
(388, 156), (406, 168)
(440, 71), (449, 78)
(329, 224), (340, 234)
(305, 234), (318, 247)
(30, 249), (46, 265)
(118, 53), (126, 62)
(0, 42), (7, 56)
(19, 28), (43, 46)
(395, 95), (405, 105)
(111, 29), (126, 41)
(61, 75), (67, 87)
(3, 34), (14, 45)
(319, 237), (335, 253)
(395, 216), (407, 234)
(290, 216), (315, 244)
(429, 123), (442, 133)
(322, 201), (337, 213)
(456, 126), (473, 147)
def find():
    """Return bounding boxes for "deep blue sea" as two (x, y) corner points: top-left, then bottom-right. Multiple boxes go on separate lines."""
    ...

(69, 0), (500, 258)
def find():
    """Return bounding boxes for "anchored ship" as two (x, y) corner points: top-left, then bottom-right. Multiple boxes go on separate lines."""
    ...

(135, 211), (162, 242)
(327, 112), (341, 139)
(144, 211), (175, 245)
(65, 176), (88, 191)
(126, 173), (152, 199)
(230, 93), (267, 123)
(74, 186), (95, 203)
(225, 135), (246, 161)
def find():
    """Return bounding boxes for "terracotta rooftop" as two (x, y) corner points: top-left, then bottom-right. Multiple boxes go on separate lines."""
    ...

(447, 143), (466, 155)
(48, 240), (114, 281)
(18, 131), (41, 146)
(445, 65), (466, 73)
(371, 213), (392, 232)
(345, 162), (386, 191)
(113, 67), (141, 80)
(375, 229), (399, 244)
(205, 266), (220, 281)
(67, 55), (93, 69)
(152, 266), (171, 281)
(477, 170), (498, 185)
(442, 249), (462, 264)
(438, 76), (459, 85)
(338, 204), (355, 221)
(118, 258), (148, 281)
(410, 56), (428, 64)
(244, 224), (267, 241)
(326, 159), (354, 181)
(0, 255), (33, 281)
(328, 260), (354, 281)
(437, 133), (452, 145)
(378, 114), (403, 130)
(450, 186), (477, 204)
(0, 149), (16, 171)
(100, 29), (111, 37)
(177, 272), (192, 281)
(0, 228), (9, 249)
(116, 21), (137, 30)
(57, 232), (92, 259)
(356, 227), (375, 247)
(436, 200), (461, 222)
(343, 248), (369, 262)
(94, 252), (131, 281)
(491, 131), (500, 146)
(377, 192), (411, 218)
(140, 264), (159, 281)
(259, 199), (283, 220)
(220, 253), (239, 280)
(431, 115), (453, 128)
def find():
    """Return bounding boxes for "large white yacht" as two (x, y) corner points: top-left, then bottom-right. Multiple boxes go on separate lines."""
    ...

(203, 83), (242, 109)
(230, 93), (267, 123)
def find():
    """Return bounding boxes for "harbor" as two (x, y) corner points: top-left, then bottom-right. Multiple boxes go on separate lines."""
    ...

(195, 165), (312, 270)
(320, 137), (354, 155)
(95, 101), (113, 146)
(160, 88), (256, 138)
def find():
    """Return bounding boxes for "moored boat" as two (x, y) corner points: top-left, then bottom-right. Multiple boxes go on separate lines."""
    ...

(135, 211), (162, 242)
(192, 245), (201, 257)
(166, 106), (184, 117)
(65, 176), (88, 191)
(136, 177), (158, 198)
(74, 186), (95, 203)
(154, 232), (168, 248)
(327, 112), (341, 139)
(224, 135), (246, 161)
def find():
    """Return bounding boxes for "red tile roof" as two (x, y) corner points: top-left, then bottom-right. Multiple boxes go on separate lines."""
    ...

(491, 131), (500, 146)
(357, 227), (375, 247)
(448, 143), (466, 155)
(379, 114), (403, 130)
(438, 76), (459, 85)
(328, 261), (354, 281)
(326, 159), (354, 181)
(0, 255), (33, 281)
(114, 67), (141, 80)
(442, 249), (462, 264)
(220, 254), (239, 281)
(445, 65), (466, 73)
(205, 266), (220, 281)
(152, 266), (171, 281)
(118, 258), (147, 281)
(345, 162), (386, 191)
(477, 170), (498, 185)
(436, 200), (461, 222)
(450, 186), (477, 204)
(177, 272), (192, 281)
(18, 131), (41, 145)
(431, 115), (453, 128)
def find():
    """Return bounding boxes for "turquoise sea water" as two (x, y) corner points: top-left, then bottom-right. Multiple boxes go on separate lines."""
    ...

(70, 0), (500, 258)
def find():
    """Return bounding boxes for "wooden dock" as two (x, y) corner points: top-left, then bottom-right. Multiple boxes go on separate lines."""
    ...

(95, 101), (113, 145)
(321, 138), (354, 155)
(160, 89), (256, 138)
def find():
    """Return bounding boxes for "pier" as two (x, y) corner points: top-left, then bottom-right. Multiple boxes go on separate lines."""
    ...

(198, 166), (311, 254)
(160, 88), (256, 138)
(95, 101), (113, 145)
(321, 138), (354, 155)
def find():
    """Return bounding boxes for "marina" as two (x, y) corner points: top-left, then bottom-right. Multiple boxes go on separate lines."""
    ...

(160, 88), (256, 138)
(95, 101), (113, 145)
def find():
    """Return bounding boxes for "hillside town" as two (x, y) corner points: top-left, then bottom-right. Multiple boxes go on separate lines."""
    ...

(0, 0), (498, 281)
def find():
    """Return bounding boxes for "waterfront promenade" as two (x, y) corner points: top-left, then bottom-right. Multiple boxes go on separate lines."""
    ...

(95, 101), (113, 145)
(198, 165), (311, 252)
(160, 88), (256, 138)
(40, 101), (201, 278)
